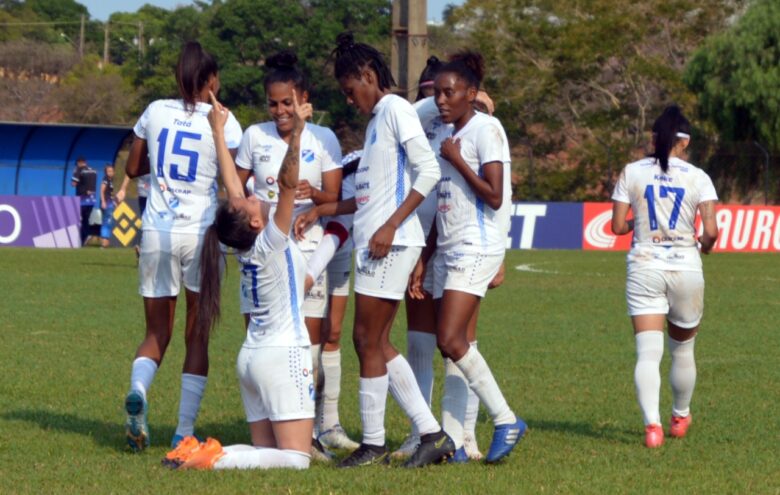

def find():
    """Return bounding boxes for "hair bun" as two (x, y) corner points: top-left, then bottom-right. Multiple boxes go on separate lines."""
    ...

(450, 51), (485, 84)
(426, 56), (440, 66)
(336, 31), (355, 50)
(266, 51), (298, 70)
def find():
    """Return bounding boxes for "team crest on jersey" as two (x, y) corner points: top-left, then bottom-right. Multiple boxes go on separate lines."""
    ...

(301, 149), (316, 163)
(266, 176), (275, 185)
(167, 196), (179, 209)
(268, 191), (276, 199)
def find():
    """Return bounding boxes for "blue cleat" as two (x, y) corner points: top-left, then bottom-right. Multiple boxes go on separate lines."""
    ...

(125, 390), (149, 452)
(485, 417), (526, 464)
(448, 446), (469, 464)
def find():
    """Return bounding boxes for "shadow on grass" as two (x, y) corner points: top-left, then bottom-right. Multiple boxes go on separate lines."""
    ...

(527, 418), (636, 444)
(1, 409), (249, 452)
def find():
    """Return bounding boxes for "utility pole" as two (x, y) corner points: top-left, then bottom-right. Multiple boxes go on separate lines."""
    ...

(103, 22), (109, 65)
(79, 14), (85, 59)
(391, 0), (428, 101)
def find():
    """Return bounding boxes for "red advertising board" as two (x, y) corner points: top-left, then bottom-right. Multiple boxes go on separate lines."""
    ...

(582, 202), (780, 253)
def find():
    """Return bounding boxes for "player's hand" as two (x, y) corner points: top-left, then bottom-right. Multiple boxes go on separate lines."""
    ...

(295, 179), (318, 200)
(207, 90), (229, 136)
(368, 223), (395, 259)
(488, 262), (505, 289)
(292, 89), (313, 133)
(293, 208), (320, 240)
(407, 257), (428, 300)
(116, 189), (126, 203)
(698, 236), (713, 255)
(304, 274), (315, 293)
(440, 137), (462, 164)
(475, 90), (495, 115)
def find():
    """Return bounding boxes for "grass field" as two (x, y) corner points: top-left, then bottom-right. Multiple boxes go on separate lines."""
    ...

(0, 248), (778, 494)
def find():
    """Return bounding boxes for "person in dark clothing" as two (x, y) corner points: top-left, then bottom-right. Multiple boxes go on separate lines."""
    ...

(71, 156), (98, 245)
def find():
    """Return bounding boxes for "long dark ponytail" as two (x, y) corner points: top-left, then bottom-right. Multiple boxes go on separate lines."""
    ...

(197, 201), (258, 338)
(332, 31), (395, 90)
(176, 41), (218, 114)
(650, 105), (691, 173)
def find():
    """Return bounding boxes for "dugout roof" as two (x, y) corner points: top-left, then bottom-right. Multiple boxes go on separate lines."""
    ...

(0, 122), (132, 196)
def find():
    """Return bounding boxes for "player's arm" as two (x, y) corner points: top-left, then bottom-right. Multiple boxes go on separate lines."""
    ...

(698, 200), (718, 254)
(208, 92), (245, 199)
(126, 137), (150, 179)
(611, 201), (634, 235)
(273, 90), (312, 233)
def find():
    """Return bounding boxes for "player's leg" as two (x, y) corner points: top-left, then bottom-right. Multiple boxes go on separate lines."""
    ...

(462, 306), (483, 460)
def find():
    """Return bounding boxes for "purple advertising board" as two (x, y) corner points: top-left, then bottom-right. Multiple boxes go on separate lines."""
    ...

(0, 195), (82, 248)
(506, 202), (584, 250)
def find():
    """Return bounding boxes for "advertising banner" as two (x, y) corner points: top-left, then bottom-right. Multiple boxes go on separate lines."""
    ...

(0, 195), (81, 247)
(507, 203), (583, 250)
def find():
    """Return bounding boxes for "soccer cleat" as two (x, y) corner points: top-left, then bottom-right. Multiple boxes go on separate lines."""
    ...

(402, 430), (456, 468)
(463, 431), (483, 460)
(162, 436), (200, 468)
(124, 390), (149, 452)
(337, 443), (390, 468)
(390, 434), (420, 460)
(178, 438), (225, 470)
(318, 425), (360, 451)
(670, 415), (692, 439)
(311, 437), (335, 462)
(485, 417), (527, 464)
(645, 424), (664, 448)
(448, 446), (469, 464)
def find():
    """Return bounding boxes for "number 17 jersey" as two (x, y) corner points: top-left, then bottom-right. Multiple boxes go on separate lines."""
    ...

(612, 156), (717, 271)
(133, 99), (243, 234)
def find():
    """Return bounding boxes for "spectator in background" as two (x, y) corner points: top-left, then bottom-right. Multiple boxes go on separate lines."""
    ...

(118, 172), (151, 258)
(100, 165), (116, 248)
(71, 156), (97, 245)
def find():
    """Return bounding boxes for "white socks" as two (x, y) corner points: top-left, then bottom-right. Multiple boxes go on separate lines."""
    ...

(214, 445), (310, 470)
(387, 355), (441, 437)
(669, 336), (696, 418)
(320, 349), (342, 431)
(455, 347), (515, 426)
(359, 375), (389, 446)
(464, 342), (481, 438)
(407, 331), (437, 407)
(634, 331), (664, 426)
(175, 373), (207, 438)
(441, 358), (469, 449)
(311, 344), (322, 437)
(129, 357), (158, 400)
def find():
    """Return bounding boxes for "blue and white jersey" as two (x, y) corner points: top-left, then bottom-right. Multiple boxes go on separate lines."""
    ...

(612, 156), (718, 272)
(237, 220), (309, 348)
(434, 112), (512, 255)
(352, 94), (428, 249)
(134, 99), (242, 234)
(235, 122), (342, 252)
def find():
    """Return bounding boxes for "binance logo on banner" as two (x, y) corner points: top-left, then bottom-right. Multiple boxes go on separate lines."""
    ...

(112, 202), (142, 246)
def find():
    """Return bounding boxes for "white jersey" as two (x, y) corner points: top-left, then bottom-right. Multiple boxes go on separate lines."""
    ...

(136, 174), (151, 198)
(353, 94), (429, 249)
(237, 220), (309, 348)
(612, 156), (718, 272)
(134, 99), (242, 234)
(433, 112), (512, 255)
(235, 122), (342, 251)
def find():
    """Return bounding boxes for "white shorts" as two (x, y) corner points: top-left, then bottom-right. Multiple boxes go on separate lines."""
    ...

(326, 244), (352, 297)
(626, 269), (705, 328)
(236, 345), (315, 423)
(433, 250), (504, 300)
(422, 252), (436, 295)
(354, 246), (422, 301)
(138, 230), (203, 297)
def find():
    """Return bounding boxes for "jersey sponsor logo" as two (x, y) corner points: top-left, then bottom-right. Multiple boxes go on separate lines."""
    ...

(265, 176), (275, 185)
(267, 191), (276, 199)
(259, 155), (271, 162)
(173, 118), (192, 128)
(355, 182), (370, 191)
(301, 149), (316, 163)
(356, 195), (370, 205)
(654, 174), (674, 183)
(438, 204), (451, 213)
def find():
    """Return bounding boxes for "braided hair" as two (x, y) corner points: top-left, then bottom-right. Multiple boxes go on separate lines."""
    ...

(332, 32), (395, 90)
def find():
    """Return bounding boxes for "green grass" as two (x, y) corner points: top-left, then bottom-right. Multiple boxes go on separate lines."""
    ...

(0, 248), (778, 494)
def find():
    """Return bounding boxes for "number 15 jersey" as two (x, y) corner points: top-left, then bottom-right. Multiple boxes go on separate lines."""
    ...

(133, 99), (243, 234)
(612, 156), (717, 271)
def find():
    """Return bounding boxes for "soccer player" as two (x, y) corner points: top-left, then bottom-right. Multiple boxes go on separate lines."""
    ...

(123, 41), (243, 452)
(232, 51), (344, 458)
(330, 32), (454, 468)
(611, 105), (719, 448)
(165, 88), (315, 470)
(418, 51), (526, 464)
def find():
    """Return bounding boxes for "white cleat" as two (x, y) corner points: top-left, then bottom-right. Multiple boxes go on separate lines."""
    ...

(390, 434), (420, 460)
(463, 431), (483, 461)
(318, 425), (360, 451)
(311, 437), (335, 463)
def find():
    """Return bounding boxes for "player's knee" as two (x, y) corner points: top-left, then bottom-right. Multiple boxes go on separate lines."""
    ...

(352, 328), (380, 356)
(437, 332), (468, 361)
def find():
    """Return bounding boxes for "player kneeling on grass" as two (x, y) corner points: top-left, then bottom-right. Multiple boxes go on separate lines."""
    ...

(165, 90), (315, 470)
(611, 105), (718, 448)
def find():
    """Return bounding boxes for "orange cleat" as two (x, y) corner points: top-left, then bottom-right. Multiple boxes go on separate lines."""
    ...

(178, 438), (225, 470)
(644, 424), (664, 448)
(162, 436), (200, 468)
(670, 414), (692, 438)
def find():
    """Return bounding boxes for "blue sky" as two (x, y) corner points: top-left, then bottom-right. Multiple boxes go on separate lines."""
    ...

(82, 0), (463, 22)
